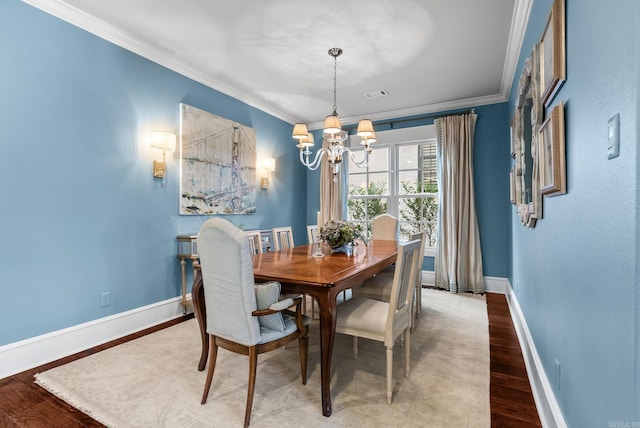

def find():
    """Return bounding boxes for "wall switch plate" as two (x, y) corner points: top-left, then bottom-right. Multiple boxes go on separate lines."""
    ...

(607, 113), (620, 159)
(100, 292), (111, 307)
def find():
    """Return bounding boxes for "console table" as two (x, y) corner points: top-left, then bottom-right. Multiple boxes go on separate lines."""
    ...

(177, 234), (199, 313)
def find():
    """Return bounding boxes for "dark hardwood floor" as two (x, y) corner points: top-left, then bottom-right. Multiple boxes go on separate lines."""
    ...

(487, 292), (542, 427)
(0, 292), (540, 427)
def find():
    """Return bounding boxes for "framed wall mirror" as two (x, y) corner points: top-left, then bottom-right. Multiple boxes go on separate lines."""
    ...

(512, 44), (543, 227)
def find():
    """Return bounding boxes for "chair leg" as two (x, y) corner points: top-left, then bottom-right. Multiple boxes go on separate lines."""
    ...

(201, 337), (219, 404)
(404, 328), (411, 377)
(244, 346), (258, 428)
(299, 336), (308, 385)
(416, 284), (422, 317)
(386, 346), (393, 404)
(352, 336), (358, 359)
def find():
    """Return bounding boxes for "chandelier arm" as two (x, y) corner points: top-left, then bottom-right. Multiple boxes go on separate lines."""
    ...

(345, 147), (370, 168)
(299, 148), (326, 171)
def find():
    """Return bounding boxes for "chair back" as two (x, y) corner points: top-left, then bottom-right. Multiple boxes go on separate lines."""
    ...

(385, 239), (421, 345)
(272, 226), (295, 250)
(372, 214), (398, 241)
(197, 218), (261, 346)
(408, 230), (427, 288)
(246, 230), (263, 255)
(306, 225), (319, 244)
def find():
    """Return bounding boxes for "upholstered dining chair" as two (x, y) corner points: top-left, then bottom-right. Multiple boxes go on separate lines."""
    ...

(371, 213), (398, 241)
(246, 230), (263, 256)
(197, 218), (309, 428)
(335, 238), (422, 404)
(351, 230), (426, 330)
(272, 226), (295, 251)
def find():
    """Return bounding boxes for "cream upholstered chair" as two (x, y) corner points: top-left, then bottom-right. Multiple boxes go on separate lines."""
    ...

(246, 230), (263, 256)
(372, 213), (398, 241)
(336, 238), (422, 404)
(198, 218), (309, 428)
(306, 225), (319, 244)
(272, 226), (294, 251)
(352, 230), (426, 330)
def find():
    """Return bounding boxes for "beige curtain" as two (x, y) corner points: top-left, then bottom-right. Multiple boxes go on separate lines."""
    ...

(434, 112), (484, 294)
(319, 138), (342, 227)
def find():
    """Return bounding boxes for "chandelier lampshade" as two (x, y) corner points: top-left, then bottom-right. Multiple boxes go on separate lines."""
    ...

(292, 123), (309, 140)
(323, 114), (342, 134)
(356, 119), (374, 138)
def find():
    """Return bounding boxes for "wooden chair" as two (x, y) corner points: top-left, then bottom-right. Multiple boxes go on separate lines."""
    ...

(351, 230), (426, 330)
(335, 238), (422, 404)
(197, 218), (309, 428)
(372, 213), (398, 241)
(246, 230), (263, 256)
(272, 226), (294, 251)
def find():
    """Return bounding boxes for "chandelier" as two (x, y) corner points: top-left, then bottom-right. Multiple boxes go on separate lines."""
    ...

(292, 48), (376, 180)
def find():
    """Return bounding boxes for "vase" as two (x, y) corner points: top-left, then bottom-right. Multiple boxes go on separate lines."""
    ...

(331, 242), (353, 256)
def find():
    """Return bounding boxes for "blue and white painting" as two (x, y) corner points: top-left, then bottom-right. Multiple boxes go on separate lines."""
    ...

(180, 104), (256, 215)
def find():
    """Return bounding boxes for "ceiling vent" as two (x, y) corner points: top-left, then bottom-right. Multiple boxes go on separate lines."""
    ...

(364, 89), (389, 99)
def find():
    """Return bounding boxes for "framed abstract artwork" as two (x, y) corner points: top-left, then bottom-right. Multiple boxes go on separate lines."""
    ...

(179, 103), (257, 215)
(540, 0), (566, 107)
(539, 102), (566, 196)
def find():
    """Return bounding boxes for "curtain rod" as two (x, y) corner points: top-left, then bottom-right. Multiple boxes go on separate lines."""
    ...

(344, 108), (476, 131)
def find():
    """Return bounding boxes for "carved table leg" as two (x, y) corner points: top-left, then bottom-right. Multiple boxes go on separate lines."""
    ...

(191, 270), (208, 371)
(316, 289), (338, 417)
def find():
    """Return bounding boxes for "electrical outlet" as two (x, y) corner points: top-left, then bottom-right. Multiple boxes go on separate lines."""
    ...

(101, 292), (111, 308)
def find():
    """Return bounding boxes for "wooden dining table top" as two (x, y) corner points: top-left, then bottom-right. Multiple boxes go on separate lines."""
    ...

(252, 239), (398, 291)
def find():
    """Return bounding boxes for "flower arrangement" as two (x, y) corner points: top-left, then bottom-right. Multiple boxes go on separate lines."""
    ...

(319, 220), (366, 249)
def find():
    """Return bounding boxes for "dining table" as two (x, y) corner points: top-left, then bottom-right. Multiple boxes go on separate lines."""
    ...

(191, 239), (398, 417)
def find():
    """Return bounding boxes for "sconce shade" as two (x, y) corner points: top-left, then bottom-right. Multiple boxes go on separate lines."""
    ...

(357, 119), (375, 138)
(150, 131), (176, 152)
(323, 115), (342, 134)
(262, 157), (276, 172)
(292, 123), (309, 140)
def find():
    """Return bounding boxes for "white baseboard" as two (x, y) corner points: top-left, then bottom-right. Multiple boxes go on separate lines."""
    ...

(505, 284), (567, 428)
(420, 270), (508, 294)
(0, 295), (191, 379)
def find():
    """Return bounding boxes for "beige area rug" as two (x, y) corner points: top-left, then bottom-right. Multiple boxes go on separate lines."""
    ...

(35, 289), (489, 428)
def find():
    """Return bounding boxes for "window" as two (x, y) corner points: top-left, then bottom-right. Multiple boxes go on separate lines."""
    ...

(346, 126), (438, 255)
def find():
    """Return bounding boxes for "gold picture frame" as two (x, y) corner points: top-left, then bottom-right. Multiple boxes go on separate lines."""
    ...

(540, 0), (566, 107)
(539, 102), (566, 196)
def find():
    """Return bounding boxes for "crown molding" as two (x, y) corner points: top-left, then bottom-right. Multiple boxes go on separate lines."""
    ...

(307, 93), (507, 130)
(500, 0), (533, 99)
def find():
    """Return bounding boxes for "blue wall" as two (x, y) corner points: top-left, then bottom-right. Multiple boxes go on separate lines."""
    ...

(0, 0), (306, 345)
(306, 103), (512, 278)
(509, 0), (638, 425)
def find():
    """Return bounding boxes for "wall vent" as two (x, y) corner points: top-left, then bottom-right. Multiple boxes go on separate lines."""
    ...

(364, 89), (389, 99)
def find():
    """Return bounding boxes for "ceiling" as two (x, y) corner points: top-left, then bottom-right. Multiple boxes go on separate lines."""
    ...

(25, 0), (531, 129)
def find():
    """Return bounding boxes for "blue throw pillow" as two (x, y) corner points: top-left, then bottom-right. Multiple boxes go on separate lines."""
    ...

(254, 281), (286, 332)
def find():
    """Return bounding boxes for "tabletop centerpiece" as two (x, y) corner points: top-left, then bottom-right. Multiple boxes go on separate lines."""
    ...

(319, 220), (366, 256)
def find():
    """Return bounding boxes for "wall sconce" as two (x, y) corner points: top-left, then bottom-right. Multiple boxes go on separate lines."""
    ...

(260, 157), (276, 189)
(150, 130), (177, 187)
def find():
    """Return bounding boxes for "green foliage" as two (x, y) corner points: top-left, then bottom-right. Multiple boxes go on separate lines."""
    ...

(398, 180), (438, 247)
(347, 182), (388, 238)
(347, 179), (439, 247)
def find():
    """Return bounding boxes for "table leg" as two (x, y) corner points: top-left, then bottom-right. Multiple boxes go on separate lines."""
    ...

(191, 270), (208, 371)
(315, 289), (338, 417)
(180, 258), (187, 314)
